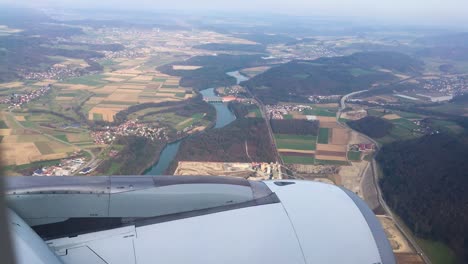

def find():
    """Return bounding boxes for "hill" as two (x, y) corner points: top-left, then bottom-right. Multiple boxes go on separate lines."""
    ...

(377, 133), (468, 263)
(242, 51), (422, 104)
(158, 54), (265, 90)
(347, 116), (394, 138)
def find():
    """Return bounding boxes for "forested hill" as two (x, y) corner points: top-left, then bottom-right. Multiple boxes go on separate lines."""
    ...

(158, 54), (265, 90)
(347, 116), (394, 138)
(377, 133), (468, 263)
(242, 51), (423, 104)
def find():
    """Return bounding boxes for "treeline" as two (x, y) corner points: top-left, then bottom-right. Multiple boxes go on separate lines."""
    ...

(347, 116), (393, 138)
(168, 118), (276, 173)
(271, 119), (319, 135)
(158, 54), (265, 90)
(96, 136), (165, 175)
(377, 133), (468, 263)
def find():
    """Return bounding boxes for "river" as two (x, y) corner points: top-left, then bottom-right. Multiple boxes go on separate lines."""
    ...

(144, 71), (247, 175)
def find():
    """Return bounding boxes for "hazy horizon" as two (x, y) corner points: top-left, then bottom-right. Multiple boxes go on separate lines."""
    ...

(1, 0), (468, 27)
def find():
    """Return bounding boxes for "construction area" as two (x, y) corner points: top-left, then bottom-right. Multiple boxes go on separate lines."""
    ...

(173, 162), (282, 180)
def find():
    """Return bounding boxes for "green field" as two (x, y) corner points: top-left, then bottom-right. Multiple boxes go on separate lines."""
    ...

(282, 155), (316, 164)
(317, 128), (330, 144)
(303, 108), (337, 117)
(161, 84), (179, 88)
(367, 109), (386, 117)
(53, 134), (69, 142)
(390, 118), (419, 130)
(35, 142), (55, 155)
(417, 238), (456, 264)
(249, 108), (262, 118)
(283, 114), (294, 119)
(393, 110), (426, 119)
(275, 134), (317, 150)
(347, 151), (361, 161)
(93, 113), (103, 121)
(153, 78), (167, 82)
(0, 120), (8, 129)
(64, 74), (108, 86)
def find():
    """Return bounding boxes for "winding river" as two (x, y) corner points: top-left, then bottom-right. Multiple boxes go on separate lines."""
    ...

(144, 71), (247, 175)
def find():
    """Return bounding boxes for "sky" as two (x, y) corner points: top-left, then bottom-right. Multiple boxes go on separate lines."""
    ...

(2, 0), (468, 26)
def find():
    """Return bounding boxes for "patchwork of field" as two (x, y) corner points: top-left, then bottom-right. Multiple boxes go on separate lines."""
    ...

(0, 112), (93, 166)
(315, 117), (352, 162)
(275, 134), (317, 164)
(50, 70), (193, 122)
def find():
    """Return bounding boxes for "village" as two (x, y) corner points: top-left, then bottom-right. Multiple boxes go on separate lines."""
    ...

(1, 84), (52, 108)
(91, 120), (169, 144)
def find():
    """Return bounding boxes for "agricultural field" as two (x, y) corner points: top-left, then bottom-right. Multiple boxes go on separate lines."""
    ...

(317, 128), (330, 144)
(282, 155), (316, 165)
(0, 114), (78, 166)
(275, 134), (317, 151)
(347, 151), (362, 161)
(46, 70), (193, 122)
(376, 116), (426, 144)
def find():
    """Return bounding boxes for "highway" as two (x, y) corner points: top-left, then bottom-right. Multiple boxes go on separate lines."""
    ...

(337, 91), (432, 264)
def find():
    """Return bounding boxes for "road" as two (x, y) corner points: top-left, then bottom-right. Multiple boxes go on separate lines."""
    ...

(5, 112), (97, 174)
(243, 88), (283, 165)
(337, 92), (431, 264)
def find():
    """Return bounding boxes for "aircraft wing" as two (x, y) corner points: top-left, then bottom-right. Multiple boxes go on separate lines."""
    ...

(6, 176), (395, 264)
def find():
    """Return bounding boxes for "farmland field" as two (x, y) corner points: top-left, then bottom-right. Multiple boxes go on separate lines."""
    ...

(0, 120), (8, 129)
(303, 108), (337, 117)
(275, 134), (317, 151)
(282, 155), (316, 164)
(317, 128), (330, 144)
(347, 151), (361, 161)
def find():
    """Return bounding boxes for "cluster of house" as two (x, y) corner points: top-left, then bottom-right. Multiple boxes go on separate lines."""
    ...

(20, 64), (85, 81)
(1, 85), (51, 108)
(32, 157), (86, 176)
(349, 143), (375, 152)
(91, 120), (169, 144)
(266, 104), (314, 119)
(422, 76), (468, 96)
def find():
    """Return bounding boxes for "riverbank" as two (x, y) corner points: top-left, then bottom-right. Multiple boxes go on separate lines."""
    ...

(144, 71), (246, 175)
